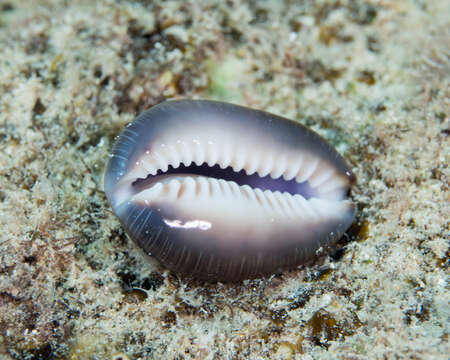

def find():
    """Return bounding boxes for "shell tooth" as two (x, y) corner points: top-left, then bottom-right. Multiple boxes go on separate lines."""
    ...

(240, 184), (256, 201)
(293, 194), (316, 220)
(229, 181), (242, 198)
(178, 177), (196, 200)
(317, 175), (348, 193)
(254, 188), (270, 211)
(164, 145), (181, 169)
(141, 158), (158, 175)
(257, 153), (273, 177)
(206, 141), (219, 167)
(270, 156), (287, 179)
(285, 193), (301, 217)
(149, 182), (163, 196)
(166, 179), (181, 201)
(193, 158), (204, 166)
(296, 157), (319, 183)
(231, 147), (246, 172)
(308, 167), (334, 188)
(178, 140), (193, 166)
(218, 139), (233, 169)
(196, 176), (209, 199)
(274, 191), (292, 217)
(264, 190), (283, 215)
(134, 182), (163, 203)
(315, 178), (348, 201)
(192, 139), (205, 166)
(309, 198), (343, 218)
(283, 155), (303, 181)
(209, 178), (221, 197)
(217, 179), (233, 199)
(245, 152), (259, 175)
(123, 168), (148, 183)
(153, 151), (168, 172)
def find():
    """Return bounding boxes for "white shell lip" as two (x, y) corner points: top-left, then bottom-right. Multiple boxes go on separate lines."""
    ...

(105, 100), (356, 280)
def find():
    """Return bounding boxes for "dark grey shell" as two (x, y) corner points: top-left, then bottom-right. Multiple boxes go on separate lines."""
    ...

(105, 100), (356, 281)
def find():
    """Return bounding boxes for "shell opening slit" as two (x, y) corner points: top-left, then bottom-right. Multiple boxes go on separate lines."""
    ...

(105, 100), (356, 281)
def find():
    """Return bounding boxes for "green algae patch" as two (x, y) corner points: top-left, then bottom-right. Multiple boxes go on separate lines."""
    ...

(206, 55), (246, 102)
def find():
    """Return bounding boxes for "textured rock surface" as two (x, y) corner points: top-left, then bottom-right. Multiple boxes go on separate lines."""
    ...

(0, 1), (448, 359)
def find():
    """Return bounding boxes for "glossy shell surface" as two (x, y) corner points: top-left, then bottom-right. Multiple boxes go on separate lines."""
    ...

(105, 100), (356, 281)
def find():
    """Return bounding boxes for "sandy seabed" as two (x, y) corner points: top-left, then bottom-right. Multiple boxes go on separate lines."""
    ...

(0, 1), (448, 359)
